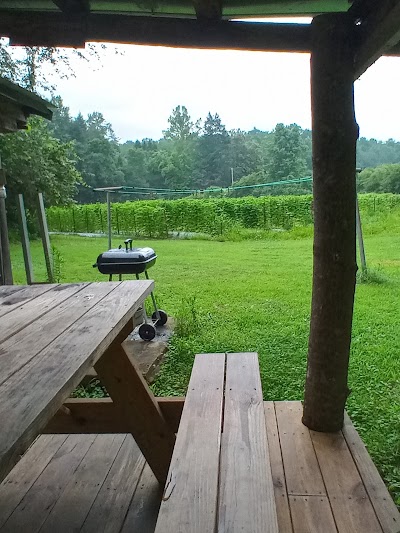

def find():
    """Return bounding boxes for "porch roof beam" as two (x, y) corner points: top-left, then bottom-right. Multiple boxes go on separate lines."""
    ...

(0, 12), (310, 51)
(352, 0), (400, 78)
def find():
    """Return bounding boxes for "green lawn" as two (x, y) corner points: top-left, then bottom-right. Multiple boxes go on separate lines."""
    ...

(9, 231), (400, 505)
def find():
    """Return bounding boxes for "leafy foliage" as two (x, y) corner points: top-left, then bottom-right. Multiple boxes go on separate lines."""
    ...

(0, 116), (81, 226)
(358, 164), (400, 194)
(46, 193), (400, 238)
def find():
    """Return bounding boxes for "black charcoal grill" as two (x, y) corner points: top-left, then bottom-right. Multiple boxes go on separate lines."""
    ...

(93, 239), (167, 340)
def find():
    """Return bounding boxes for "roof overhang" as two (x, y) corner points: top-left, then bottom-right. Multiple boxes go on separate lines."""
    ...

(0, 0), (399, 79)
(0, 77), (54, 133)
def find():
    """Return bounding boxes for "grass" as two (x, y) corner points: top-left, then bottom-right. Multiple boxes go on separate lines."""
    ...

(9, 230), (400, 505)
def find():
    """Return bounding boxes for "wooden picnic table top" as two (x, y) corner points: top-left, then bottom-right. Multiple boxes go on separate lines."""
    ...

(0, 280), (154, 483)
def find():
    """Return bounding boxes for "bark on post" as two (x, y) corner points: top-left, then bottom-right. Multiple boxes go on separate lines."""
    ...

(302, 14), (359, 432)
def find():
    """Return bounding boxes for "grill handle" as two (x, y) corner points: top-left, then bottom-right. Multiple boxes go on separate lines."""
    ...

(124, 238), (133, 252)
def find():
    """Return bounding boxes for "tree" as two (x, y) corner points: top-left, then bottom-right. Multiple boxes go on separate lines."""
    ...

(197, 112), (231, 188)
(269, 123), (307, 181)
(163, 106), (199, 141)
(357, 164), (400, 194)
(0, 116), (81, 225)
(0, 38), (107, 95)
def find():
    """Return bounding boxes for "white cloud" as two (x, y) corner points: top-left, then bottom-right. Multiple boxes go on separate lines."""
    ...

(54, 43), (400, 143)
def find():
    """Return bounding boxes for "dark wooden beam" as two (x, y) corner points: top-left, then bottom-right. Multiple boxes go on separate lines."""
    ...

(193, 0), (222, 21)
(43, 397), (185, 434)
(0, 11), (311, 52)
(303, 13), (358, 432)
(352, 0), (400, 78)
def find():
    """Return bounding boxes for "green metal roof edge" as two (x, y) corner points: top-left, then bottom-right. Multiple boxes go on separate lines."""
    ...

(0, 0), (351, 17)
(0, 76), (54, 120)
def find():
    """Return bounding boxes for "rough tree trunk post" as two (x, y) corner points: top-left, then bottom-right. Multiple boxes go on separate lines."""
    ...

(302, 13), (359, 432)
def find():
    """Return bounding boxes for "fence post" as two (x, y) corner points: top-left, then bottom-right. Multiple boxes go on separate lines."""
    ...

(72, 208), (76, 233)
(18, 194), (34, 284)
(85, 206), (89, 233)
(37, 193), (55, 283)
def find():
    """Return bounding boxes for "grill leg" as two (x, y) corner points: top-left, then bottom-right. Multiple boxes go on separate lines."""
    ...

(144, 270), (161, 322)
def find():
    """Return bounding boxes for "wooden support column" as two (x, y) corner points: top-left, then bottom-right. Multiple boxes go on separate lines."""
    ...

(302, 14), (359, 432)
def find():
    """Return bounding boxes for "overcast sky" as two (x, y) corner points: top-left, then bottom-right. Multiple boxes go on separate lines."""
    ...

(54, 41), (400, 143)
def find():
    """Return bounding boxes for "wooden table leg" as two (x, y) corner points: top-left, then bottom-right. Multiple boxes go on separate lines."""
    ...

(94, 335), (175, 486)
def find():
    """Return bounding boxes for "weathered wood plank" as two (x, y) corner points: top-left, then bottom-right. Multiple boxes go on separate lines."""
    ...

(311, 430), (383, 533)
(43, 396), (185, 434)
(218, 353), (278, 533)
(276, 401), (326, 496)
(264, 401), (293, 533)
(0, 280), (153, 482)
(0, 282), (85, 344)
(95, 340), (175, 485)
(121, 463), (162, 533)
(154, 353), (225, 533)
(289, 495), (337, 533)
(81, 436), (145, 533)
(342, 413), (400, 533)
(0, 285), (24, 298)
(0, 282), (114, 388)
(0, 434), (96, 533)
(0, 435), (68, 529)
(0, 283), (55, 318)
(40, 434), (125, 533)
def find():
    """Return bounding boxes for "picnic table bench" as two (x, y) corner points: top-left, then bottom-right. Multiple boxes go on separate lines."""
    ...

(155, 352), (279, 533)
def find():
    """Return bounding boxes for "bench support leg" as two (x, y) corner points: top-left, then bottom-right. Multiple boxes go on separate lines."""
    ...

(94, 333), (175, 485)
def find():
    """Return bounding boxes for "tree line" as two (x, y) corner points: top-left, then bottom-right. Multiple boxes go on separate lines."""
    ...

(0, 100), (400, 228)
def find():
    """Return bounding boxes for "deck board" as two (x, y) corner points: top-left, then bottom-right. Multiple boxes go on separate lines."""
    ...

(311, 430), (384, 533)
(264, 401), (293, 532)
(0, 402), (397, 533)
(276, 401), (326, 496)
(0, 434), (96, 533)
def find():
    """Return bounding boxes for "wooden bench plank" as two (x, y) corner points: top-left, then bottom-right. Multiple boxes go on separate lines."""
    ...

(311, 430), (384, 533)
(264, 401), (293, 533)
(289, 495), (337, 533)
(276, 401), (326, 496)
(0, 280), (153, 482)
(218, 353), (278, 533)
(154, 353), (226, 533)
(342, 413), (400, 533)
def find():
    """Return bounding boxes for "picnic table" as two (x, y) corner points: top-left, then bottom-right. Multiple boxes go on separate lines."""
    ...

(0, 281), (176, 485)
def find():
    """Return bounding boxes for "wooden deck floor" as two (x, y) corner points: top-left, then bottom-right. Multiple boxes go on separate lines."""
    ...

(0, 401), (398, 532)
